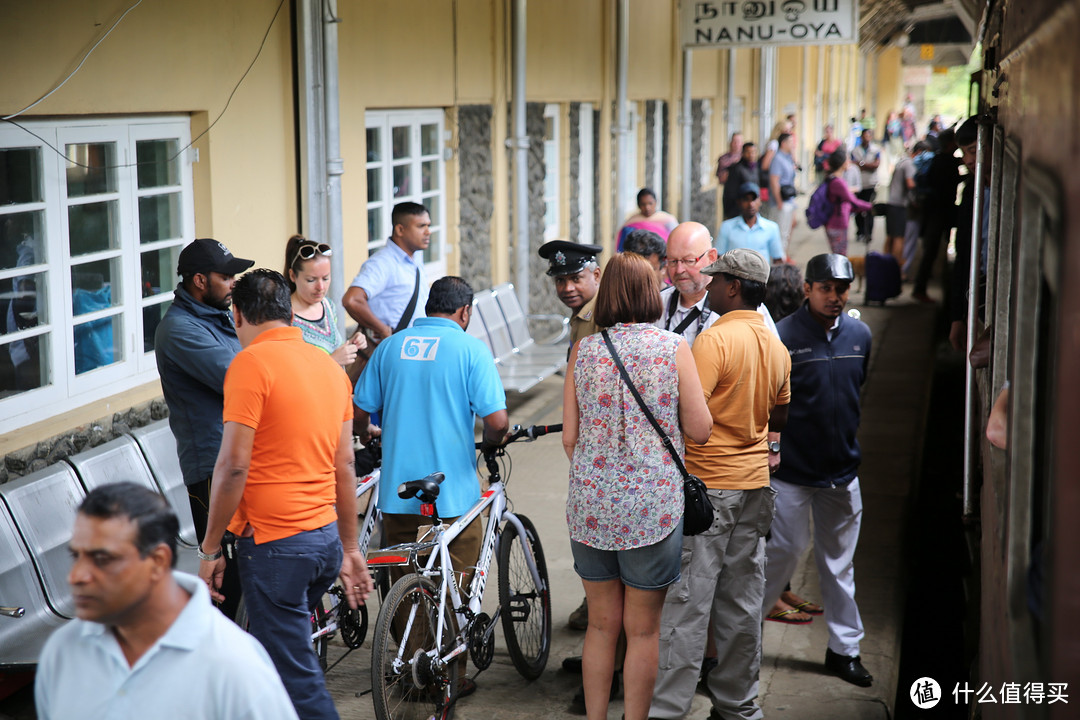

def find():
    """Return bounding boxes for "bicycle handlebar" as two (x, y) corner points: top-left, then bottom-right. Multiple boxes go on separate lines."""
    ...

(474, 423), (563, 450)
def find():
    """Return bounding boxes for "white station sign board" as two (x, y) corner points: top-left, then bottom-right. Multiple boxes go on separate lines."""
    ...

(681, 0), (859, 48)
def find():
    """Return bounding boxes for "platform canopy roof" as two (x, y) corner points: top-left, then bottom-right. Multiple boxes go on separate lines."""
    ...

(859, 0), (982, 66)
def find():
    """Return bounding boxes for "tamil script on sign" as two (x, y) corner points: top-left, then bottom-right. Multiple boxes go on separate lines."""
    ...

(680, 0), (858, 48)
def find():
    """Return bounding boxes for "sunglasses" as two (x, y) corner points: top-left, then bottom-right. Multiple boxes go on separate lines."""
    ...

(291, 242), (332, 269)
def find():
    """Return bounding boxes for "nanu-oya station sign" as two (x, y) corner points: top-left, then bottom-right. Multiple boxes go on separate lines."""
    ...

(681, 0), (858, 48)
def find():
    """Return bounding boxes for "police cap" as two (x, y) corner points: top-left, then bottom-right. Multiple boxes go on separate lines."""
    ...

(538, 240), (603, 277)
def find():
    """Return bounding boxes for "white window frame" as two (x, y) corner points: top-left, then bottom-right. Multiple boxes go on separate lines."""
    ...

(365, 110), (447, 278)
(577, 103), (595, 245)
(650, 100), (665, 206)
(543, 104), (561, 241)
(0, 116), (193, 435)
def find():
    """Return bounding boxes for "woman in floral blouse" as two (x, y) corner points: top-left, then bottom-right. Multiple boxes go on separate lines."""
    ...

(562, 252), (711, 720)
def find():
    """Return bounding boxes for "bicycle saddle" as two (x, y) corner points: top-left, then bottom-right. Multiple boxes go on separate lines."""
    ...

(397, 472), (445, 503)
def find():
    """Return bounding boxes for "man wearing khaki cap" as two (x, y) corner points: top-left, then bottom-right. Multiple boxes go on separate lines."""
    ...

(649, 248), (791, 720)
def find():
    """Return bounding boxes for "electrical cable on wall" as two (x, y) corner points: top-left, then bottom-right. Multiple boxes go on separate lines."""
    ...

(2, 0), (288, 172)
(2, 0), (145, 121)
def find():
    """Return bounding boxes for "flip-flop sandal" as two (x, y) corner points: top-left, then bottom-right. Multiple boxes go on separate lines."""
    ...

(793, 600), (824, 615)
(765, 608), (813, 624)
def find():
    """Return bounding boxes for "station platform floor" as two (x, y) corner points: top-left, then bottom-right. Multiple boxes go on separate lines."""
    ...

(319, 215), (945, 719)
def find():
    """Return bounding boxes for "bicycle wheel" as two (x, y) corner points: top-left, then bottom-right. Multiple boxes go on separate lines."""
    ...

(371, 574), (458, 720)
(497, 514), (551, 680)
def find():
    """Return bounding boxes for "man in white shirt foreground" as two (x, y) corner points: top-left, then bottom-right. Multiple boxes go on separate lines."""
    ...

(35, 482), (298, 720)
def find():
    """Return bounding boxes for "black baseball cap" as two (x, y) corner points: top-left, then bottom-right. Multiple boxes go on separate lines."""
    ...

(177, 238), (254, 277)
(805, 254), (854, 283)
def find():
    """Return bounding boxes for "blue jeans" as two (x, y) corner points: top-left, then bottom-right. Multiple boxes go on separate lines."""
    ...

(237, 522), (343, 720)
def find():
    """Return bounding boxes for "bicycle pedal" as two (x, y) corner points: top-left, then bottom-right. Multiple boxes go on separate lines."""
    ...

(506, 595), (534, 621)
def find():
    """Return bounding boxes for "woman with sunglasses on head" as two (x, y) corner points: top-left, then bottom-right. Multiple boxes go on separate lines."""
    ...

(283, 234), (366, 369)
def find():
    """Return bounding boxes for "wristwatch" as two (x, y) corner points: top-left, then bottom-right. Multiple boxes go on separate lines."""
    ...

(767, 441), (781, 454)
(197, 546), (223, 562)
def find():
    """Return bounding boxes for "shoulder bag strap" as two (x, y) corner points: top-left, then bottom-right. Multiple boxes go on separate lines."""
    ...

(600, 330), (691, 481)
(393, 266), (422, 334)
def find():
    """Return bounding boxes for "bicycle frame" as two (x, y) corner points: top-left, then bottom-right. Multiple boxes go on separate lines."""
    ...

(310, 465), (382, 648)
(378, 479), (545, 669)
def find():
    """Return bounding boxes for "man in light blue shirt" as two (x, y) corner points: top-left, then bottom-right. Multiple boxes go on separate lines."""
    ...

(767, 133), (799, 257)
(343, 201), (432, 343)
(35, 482), (297, 720)
(718, 183), (784, 264)
(353, 277), (507, 692)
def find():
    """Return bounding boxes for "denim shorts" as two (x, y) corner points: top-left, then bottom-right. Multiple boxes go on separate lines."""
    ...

(570, 518), (684, 590)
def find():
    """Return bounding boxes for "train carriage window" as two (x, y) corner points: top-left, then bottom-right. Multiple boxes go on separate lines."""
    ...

(1007, 163), (1060, 670)
(988, 136), (1019, 535)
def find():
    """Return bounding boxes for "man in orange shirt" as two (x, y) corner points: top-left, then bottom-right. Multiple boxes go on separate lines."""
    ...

(649, 249), (790, 720)
(198, 269), (371, 720)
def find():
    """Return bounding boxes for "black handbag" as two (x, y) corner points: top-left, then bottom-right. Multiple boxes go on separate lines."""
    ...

(600, 330), (714, 536)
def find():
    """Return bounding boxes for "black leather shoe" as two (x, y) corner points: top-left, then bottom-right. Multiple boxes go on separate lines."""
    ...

(562, 655), (583, 673)
(824, 648), (873, 687)
(568, 672), (620, 715)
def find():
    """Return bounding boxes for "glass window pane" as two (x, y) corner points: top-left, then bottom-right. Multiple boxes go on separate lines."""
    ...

(74, 314), (122, 375)
(392, 164), (411, 198)
(71, 258), (121, 315)
(392, 126), (410, 160)
(141, 246), (181, 298)
(0, 147), (42, 204)
(367, 207), (383, 243)
(68, 201), (118, 255)
(142, 300), (171, 353)
(0, 332), (50, 397)
(420, 124), (439, 156)
(366, 127), (382, 162)
(136, 139), (179, 189)
(423, 229), (440, 266)
(2, 270), (48, 337)
(422, 160), (439, 193)
(65, 143), (117, 197)
(1, 211), (45, 271)
(138, 193), (181, 243)
(367, 168), (382, 204)
(424, 196), (440, 231)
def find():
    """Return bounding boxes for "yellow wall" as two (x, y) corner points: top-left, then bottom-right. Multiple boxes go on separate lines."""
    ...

(629, 0), (675, 100)
(875, 47), (905, 121)
(2, 0), (298, 272)
(527, 0), (606, 101)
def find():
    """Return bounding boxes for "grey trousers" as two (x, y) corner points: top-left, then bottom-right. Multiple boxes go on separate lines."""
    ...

(649, 486), (777, 720)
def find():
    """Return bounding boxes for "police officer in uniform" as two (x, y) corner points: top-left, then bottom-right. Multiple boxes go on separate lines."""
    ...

(538, 240), (603, 350)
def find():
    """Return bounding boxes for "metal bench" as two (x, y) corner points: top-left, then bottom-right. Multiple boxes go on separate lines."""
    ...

(0, 464), (85, 622)
(66, 436), (199, 574)
(472, 287), (568, 393)
(130, 420), (199, 549)
(492, 282), (570, 366)
(0, 499), (67, 667)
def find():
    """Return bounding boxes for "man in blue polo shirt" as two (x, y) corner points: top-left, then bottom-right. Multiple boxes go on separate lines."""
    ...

(352, 276), (508, 694)
(343, 201), (432, 343)
(717, 183), (784, 264)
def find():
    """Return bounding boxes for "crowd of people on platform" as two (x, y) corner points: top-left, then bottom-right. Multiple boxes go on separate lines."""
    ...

(35, 104), (979, 719)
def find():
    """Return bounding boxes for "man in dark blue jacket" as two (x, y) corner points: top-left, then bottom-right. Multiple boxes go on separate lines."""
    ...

(155, 238), (252, 618)
(761, 253), (874, 687)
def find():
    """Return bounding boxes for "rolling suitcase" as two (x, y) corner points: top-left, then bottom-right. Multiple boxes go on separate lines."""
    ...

(864, 251), (902, 304)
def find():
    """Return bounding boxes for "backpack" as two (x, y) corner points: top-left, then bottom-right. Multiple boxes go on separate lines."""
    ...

(805, 178), (835, 229)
